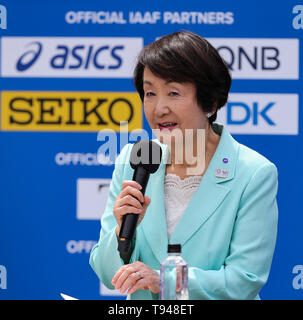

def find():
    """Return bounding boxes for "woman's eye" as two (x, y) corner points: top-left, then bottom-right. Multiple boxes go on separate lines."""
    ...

(169, 91), (179, 96)
(145, 91), (155, 97)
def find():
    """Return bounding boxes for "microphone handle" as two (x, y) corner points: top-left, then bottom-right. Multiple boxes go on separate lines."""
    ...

(133, 165), (150, 196)
(118, 166), (150, 254)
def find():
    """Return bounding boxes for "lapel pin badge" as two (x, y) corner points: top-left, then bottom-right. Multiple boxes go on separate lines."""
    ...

(223, 158), (228, 163)
(215, 168), (228, 178)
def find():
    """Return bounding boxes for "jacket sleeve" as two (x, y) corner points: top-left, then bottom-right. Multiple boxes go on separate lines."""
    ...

(188, 162), (278, 299)
(89, 143), (140, 290)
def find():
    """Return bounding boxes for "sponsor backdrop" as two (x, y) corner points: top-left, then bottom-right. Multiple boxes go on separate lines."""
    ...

(0, 0), (302, 300)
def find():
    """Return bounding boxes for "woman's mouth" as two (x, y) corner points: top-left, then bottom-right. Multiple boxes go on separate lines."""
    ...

(158, 122), (178, 131)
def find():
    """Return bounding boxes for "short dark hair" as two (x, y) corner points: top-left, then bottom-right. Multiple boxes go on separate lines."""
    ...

(133, 31), (231, 124)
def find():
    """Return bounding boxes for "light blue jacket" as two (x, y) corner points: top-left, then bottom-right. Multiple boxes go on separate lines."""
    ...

(89, 123), (278, 300)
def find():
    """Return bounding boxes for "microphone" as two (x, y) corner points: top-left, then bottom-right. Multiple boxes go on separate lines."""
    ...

(117, 140), (162, 254)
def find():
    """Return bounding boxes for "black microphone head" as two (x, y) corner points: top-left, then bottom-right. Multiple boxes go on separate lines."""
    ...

(130, 140), (162, 173)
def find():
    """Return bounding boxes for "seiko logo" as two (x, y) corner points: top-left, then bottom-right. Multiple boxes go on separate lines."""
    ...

(1, 91), (142, 132)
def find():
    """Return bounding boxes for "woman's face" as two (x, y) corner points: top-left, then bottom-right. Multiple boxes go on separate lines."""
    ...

(143, 67), (209, 144)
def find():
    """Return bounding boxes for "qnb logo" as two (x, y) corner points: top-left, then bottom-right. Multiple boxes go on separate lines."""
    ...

(293, 5), (303, 29)
(227, 102), (275, 126)
(16, 42), (42, 71)
(0, 265), (7, 290)
(207, 38), (299, 79)
(218, 46), (280, 71)
(0, 5), (7, 30)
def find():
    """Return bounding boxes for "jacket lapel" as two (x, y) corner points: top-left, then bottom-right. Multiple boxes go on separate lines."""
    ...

(169, 176), (230, 246)
(141, 124), (239, 262)
(170, 124), (239, 246)
(140, 142), (170, 264)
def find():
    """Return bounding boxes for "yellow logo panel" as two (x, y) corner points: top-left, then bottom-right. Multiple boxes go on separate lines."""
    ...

(1, 91), (142, 132)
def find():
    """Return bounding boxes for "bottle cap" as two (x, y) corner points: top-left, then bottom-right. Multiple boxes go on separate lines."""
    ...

(167, 244), (181, 253)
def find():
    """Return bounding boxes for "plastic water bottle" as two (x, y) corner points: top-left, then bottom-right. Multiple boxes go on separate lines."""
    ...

(160, 244), (189, 300)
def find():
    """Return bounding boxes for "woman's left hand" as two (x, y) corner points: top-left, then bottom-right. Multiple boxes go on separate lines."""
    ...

(112, 261), (160, 295)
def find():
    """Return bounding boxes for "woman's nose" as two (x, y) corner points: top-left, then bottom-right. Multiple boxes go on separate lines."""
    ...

(154, 97), (170, 117)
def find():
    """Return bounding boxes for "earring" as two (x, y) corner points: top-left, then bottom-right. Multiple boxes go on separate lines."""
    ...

(206, 112), (212, 118)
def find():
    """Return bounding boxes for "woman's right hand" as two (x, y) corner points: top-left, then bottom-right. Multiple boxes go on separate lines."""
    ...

(113, 181), (151, 236)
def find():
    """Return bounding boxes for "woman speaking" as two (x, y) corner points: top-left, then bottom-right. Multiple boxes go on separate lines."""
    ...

(89, 31), (278, 300)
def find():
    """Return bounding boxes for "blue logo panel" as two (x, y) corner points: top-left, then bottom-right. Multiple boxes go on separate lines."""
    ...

(0, 0), (302, 300)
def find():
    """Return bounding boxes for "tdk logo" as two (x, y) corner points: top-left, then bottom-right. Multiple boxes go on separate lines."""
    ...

(217, 94), (298, 135)
(1, 37), (143, 78)
(0, 4), (7, 29)
(293, 5), (303, 29)
(227, 102), (275, 126)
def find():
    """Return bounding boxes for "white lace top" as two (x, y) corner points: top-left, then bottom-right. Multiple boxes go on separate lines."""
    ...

(164, 173), (202, 239)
